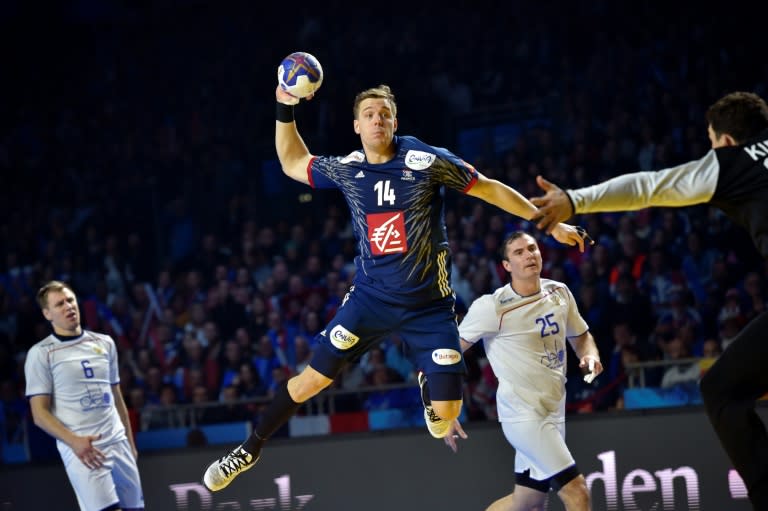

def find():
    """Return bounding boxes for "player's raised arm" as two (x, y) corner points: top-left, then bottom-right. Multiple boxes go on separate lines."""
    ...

(274, 52), (324, 185)
(275, 85), (313, 185)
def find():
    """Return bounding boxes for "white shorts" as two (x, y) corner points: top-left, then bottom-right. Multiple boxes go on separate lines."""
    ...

(59, 438), (144, 511)
(501, 419), (575, 481)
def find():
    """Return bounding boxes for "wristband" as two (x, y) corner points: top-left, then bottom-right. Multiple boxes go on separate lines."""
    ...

(276, 102), (295, 123)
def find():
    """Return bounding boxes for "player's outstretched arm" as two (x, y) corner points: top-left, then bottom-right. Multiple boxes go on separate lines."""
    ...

(531, 158), (714, 233)
(466, 172), (539, 220)
(529, 175), (575, 233)
(467, 174), (588, 251)
(275, 85), (314, 185)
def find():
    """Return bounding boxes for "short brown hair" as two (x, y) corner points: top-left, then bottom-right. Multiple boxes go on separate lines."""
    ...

(36, 280), (74, 310)
(500, 231), (531, 261)
(353, 84), (397, 119)
(706, 91), (768, 143)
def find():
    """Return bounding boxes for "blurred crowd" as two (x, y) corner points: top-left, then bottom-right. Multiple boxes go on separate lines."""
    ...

(2, 1), (768, 444)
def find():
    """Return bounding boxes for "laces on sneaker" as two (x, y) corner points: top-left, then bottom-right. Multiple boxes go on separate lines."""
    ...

(219, 448), (253, 477)
(203, 445), (258, 491)
(425, 406), (442, 423)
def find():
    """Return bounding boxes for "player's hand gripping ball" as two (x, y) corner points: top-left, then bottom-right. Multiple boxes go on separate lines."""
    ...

(277, 52), (323, 100)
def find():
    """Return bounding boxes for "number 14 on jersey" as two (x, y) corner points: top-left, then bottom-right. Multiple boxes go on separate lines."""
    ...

(374, 180), (396, 206)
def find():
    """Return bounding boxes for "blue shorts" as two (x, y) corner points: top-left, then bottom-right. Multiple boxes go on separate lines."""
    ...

(310, 284), (466, 383)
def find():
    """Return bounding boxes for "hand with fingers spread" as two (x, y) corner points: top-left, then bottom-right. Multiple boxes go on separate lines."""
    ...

(443, 419), (468, 453)
(71, 433), (106, 469)
(530, 175), (575, 234)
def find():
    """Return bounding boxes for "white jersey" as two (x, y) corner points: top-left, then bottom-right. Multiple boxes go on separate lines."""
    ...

(25, 330), (126, 449)
(459, 279), (588, 423)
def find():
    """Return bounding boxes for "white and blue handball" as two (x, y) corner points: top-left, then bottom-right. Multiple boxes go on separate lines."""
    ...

(277, 52), (323, 100)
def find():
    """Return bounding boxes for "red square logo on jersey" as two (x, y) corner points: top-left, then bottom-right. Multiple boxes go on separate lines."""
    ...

(367, 211), (408, 255)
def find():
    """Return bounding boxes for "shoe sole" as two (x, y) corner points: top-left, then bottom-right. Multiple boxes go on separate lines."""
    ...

(201, 455), (259, 492)
(423, 409), (450, 439)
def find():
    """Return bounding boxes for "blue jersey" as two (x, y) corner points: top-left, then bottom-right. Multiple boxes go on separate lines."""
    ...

(309, 135), (478, 306)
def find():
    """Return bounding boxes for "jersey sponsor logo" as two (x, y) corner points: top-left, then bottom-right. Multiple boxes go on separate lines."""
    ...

(339, 151), (365, 164)
(404, 150), (435, 170)
(355, 170), (365, 178)
(80, 383), (111, 410)
(401, 169), (415, 182)
(367, 211), (407, 255)
(431, 348), (461, 365)
(329, 325), (359, 350)
(541, 347), (566, 370)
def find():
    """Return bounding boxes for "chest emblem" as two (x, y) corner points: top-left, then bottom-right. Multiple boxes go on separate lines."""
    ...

(367, 211), (407, 255)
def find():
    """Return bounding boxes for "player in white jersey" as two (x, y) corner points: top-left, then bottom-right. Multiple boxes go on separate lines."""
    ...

(531, 91), (768, 510)
(444, 232), (602, 511)
(24, 281), (144, 511)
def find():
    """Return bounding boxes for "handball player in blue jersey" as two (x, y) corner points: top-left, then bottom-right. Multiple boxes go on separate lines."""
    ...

(203, 82), (590, 491)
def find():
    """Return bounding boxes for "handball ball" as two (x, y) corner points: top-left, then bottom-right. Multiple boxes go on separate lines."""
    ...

(277, 52), (324, 99)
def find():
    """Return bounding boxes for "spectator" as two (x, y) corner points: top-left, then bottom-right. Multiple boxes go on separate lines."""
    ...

(235, 362), (266, 399)
(698, 338), (722, 376)
(362, 364), (418, 411)
(606, 272), (655, 339)
(660, 337), (700, 389)
(252, 336), (283, 391)
(293, 335), (313, 374)
(385, 334), (416, 383)
(742, 271), (767, 321)
(146, 383), (185, 429)
(214, 385), (254, 424)
(218, 340), (247, 396)
(681, 230), (721, 306)
(718, 288), (747, 351)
